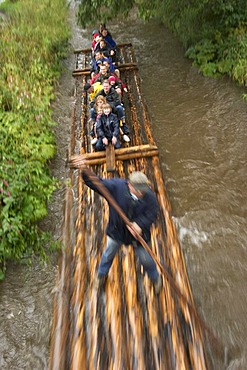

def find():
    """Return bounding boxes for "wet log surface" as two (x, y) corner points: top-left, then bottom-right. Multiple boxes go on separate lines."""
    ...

(49, 44), (209, 370)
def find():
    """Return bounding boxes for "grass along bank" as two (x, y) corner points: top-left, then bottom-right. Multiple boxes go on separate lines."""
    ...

(0, 0), (71, 279)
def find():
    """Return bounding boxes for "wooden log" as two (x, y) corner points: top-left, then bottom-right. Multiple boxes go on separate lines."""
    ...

(106, 144), (116, 172)
(69, 145), (158, 168)
(49, 187), (73, 370)
(72, 70), (91, 76)
(71, 150), (159, 167)
(72, 63), (138, 77)
(70, 144), (158, 162)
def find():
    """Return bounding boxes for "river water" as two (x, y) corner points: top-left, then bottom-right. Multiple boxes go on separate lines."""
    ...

(117, 19), (247, 370)
(0, 5), (246, 370)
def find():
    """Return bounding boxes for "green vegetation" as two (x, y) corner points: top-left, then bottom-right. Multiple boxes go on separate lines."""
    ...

(77, 0), (247, 89)
(0, 0), (70, 279)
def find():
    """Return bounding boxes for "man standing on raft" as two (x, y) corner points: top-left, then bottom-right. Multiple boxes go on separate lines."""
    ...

(82, 169), (162, 294)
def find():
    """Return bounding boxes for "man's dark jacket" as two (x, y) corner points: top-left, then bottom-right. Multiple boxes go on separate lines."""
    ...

(90, 87), (121, 109)
(82, 173), (158, 245)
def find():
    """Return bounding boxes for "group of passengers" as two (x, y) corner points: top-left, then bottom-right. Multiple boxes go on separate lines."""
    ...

(83, 24), (130, 152)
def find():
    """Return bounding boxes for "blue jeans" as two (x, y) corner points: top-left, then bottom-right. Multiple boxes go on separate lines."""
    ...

(114, 105), (125, 120)
(98, 236), (159, 282)
(90, 108), (98, 122)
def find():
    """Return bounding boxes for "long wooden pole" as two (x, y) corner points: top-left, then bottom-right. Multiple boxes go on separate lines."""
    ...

(49, 187), (73, 370)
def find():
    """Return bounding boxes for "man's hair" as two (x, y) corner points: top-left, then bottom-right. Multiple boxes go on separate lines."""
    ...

(129, 172), (150, 194)
(100, 65), (107, 72)
(83, 83), (92, 92)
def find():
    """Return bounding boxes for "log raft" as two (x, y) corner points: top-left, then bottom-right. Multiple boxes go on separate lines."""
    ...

(49, 43), (210, 369)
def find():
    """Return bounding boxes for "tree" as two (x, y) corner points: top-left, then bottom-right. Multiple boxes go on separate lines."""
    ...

(76, 0), (247, 86)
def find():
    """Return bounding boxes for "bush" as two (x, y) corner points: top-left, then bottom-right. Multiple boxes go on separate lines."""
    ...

(77, 0), (247, 86)
(0, 0), (70, 279)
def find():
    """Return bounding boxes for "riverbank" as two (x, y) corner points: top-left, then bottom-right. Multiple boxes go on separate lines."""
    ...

(0, 0), (70, 278)
(0, 2), (77, 368)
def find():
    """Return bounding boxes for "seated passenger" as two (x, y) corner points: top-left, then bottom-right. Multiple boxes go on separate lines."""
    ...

(90, 50), (104, 78)
(83, 81), (103, 101)
(108, 75), (130, 142)
(94, 38), (117, 63)
(91, 97), (105, 145)
(108, 75), (126, 99)
(100, 28), (116, 49)
(102, 58), (120, 79)
(107, 75), (124, 104)
(94, 58), (104, 76)
(90, 79), (130, 142)
(91, 63), (120, 91)
(90, 64), (111, 85)
(94, 38), (111, 57)
(102, 57), (116, 74)
(94, 94), (107, 112)
(91, 31), (100, 54)
(90, 79), (122, 121)
(95, 103), (121, 151)
(89, 95), (107, 144)
(100, 27), (119, 69)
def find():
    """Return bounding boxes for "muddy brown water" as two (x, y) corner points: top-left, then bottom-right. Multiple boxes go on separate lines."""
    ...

(1, 4), (247, 370)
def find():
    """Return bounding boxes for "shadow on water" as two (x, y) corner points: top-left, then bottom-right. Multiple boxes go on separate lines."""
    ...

(0, 4), (247, 370)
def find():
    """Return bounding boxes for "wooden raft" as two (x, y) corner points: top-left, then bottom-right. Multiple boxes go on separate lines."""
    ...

(49, 43), (210, 370)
